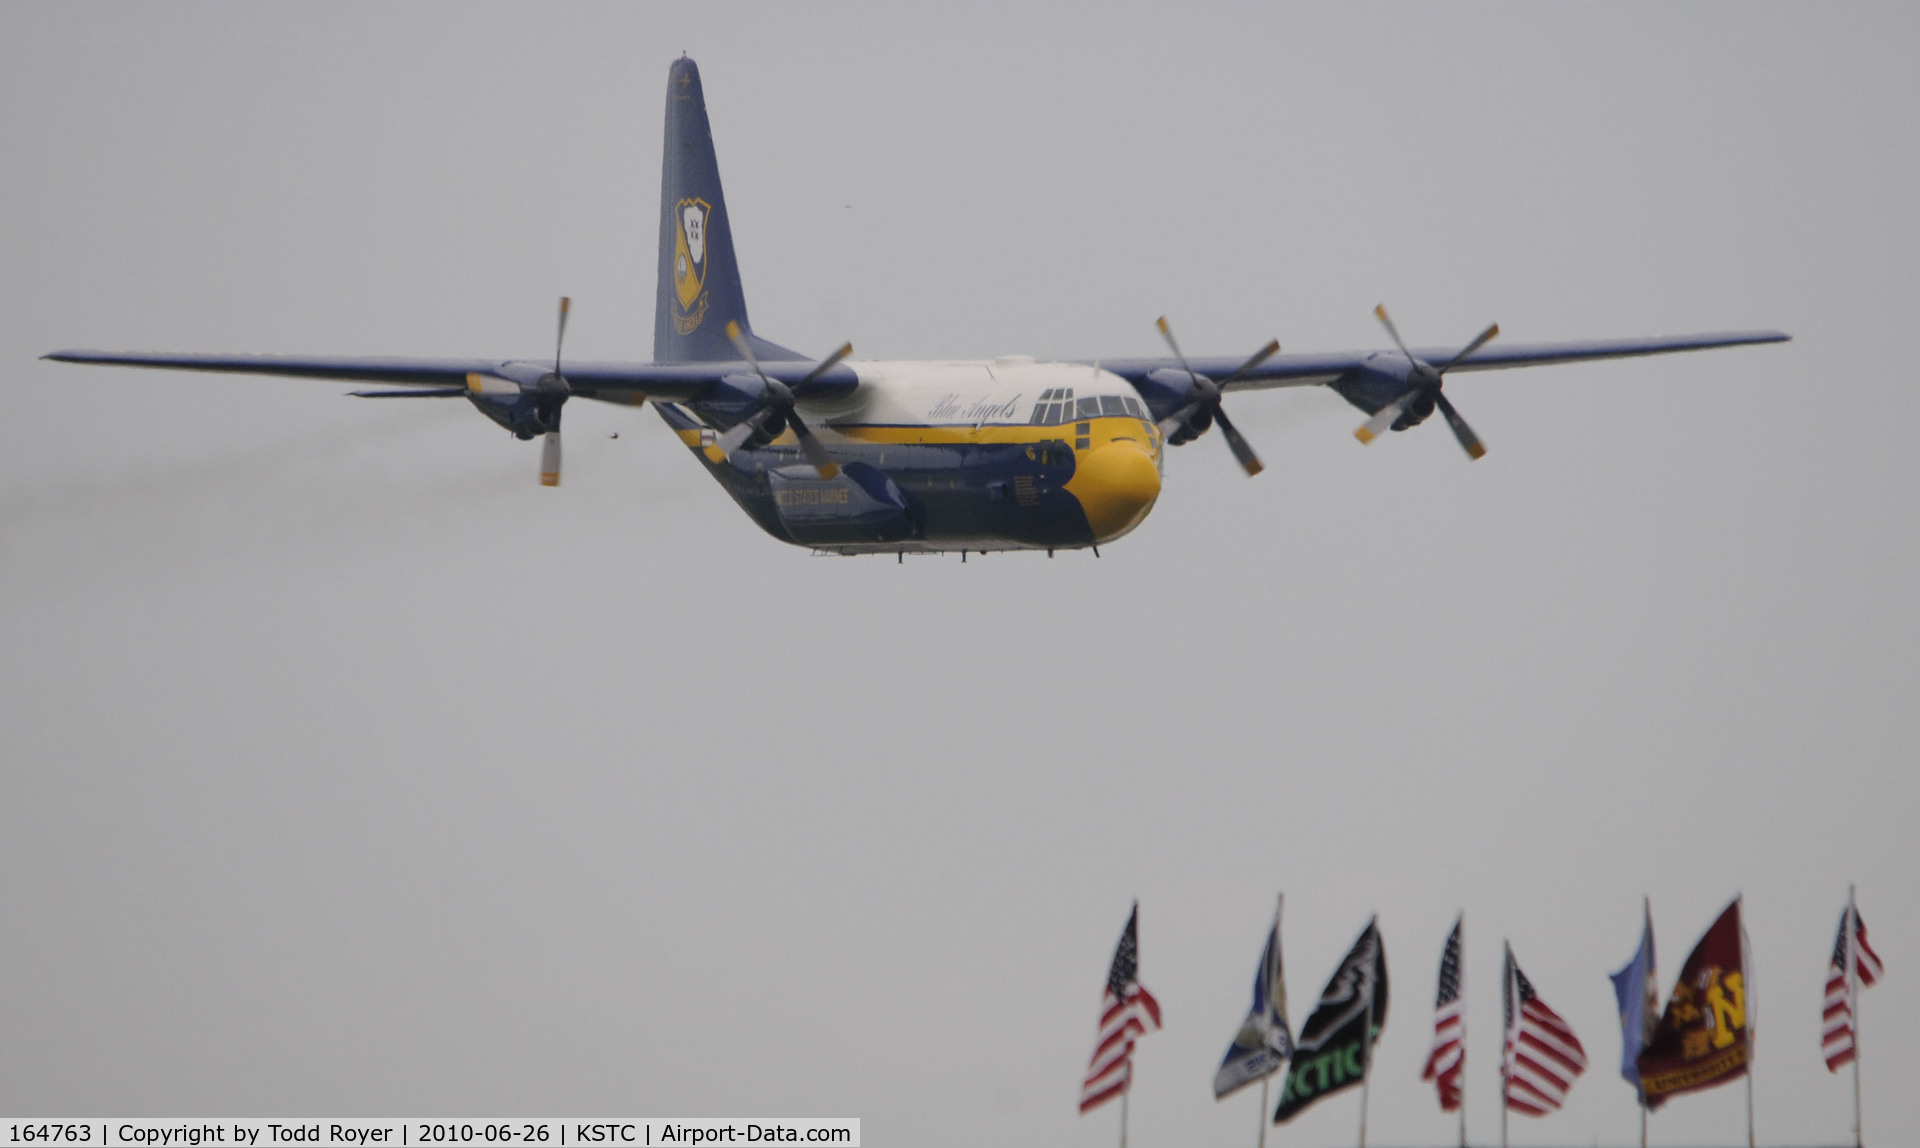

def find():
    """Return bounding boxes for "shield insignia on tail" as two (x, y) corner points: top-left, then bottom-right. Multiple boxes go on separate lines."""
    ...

(672, 197), (712, 332)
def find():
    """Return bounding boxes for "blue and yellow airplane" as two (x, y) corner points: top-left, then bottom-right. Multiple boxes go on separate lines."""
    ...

(47, 58), (1788, 557)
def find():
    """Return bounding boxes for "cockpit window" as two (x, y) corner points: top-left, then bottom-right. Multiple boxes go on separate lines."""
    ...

(1035, 392), (1150, 422)
(1030, 388), (1076, 425)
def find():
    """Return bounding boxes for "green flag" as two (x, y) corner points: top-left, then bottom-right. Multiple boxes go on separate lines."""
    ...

(1274, 917), (1388, 1124)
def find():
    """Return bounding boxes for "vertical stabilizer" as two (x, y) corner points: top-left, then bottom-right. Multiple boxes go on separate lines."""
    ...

(655, 58), (796, 363)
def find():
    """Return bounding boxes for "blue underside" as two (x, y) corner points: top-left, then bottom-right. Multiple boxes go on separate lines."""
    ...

(654, 404), (1098, 553)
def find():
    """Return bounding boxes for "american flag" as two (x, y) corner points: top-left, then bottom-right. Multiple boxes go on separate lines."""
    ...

(1823, 901), (1884, 1071)
(1421, 915), (1465, 1112)
(1080, 904), (1163, 1114)
(1503, 945), (1587, 1117)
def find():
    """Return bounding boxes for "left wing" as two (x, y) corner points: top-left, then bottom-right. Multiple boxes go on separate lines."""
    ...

(1095, 327), (1789, 472)
(1094, 329), (1790, 395)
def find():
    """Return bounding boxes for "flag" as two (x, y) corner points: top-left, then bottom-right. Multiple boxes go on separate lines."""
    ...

(1080, 904), (1163, 1114)
(1636, 897), (1750, 1101)
(1274, 917), (1387, 1124)
(1822, 900), (1883, 1071)
(1214, 895), (1294, 1100)
(1608, 898), (1660, 1105)
(1421, 914), (1465, 1113)
(1502, 944), (1588, 1116)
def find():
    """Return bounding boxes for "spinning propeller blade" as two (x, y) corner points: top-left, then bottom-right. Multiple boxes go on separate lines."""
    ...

(1374, 303), (1414, 363)
(799, 342), (854, 386)
(724, 321), (842, 478)
(1354, 395), (1410, 445)
(1154, 316), (1273, 476)
(1224, 339), (1282, 386)
(1354, 304), (1497, 460)
(1212, 406), (1264, 476)
(540, 431), (562, 486)
(1433, 392), (1485, 460)
(539, 295), (572, 486)
(1155, 315), (1196, 378)
(717, 417), (763, 457)
(1439, 322), (1499, 374)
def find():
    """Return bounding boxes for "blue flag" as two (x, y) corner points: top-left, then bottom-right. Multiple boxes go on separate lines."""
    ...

(1214, 895), (1294, 1100)
(1608, 898), (1659, 1102)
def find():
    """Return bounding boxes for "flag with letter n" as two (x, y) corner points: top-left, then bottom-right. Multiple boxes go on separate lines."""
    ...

(1421, 914), (1465, 1113)
(1273, 917), (1387, 1124)
(1823, 899), (1883, 1071)
(1636, 897), (1750, 1101)
(1080, 903), (1162, 1114)
(1213, 895), (1294, 1100)
(1502, 944), (1588, 1116)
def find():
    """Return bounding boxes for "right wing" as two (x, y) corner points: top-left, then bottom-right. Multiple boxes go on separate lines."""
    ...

(40, 349), (856, 404)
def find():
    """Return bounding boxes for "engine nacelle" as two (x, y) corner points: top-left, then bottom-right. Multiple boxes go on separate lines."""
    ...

(691, 372), (788, 448)
(1329, 355), (1434, 431)
(464, 367), (565, 439)
(1169, 406), (1212, 445)
(692, 373), (767, 422)
(1139, 366), (1218, 444)
(768, 461), (915, 546)
(1134, 367), (1196, 422)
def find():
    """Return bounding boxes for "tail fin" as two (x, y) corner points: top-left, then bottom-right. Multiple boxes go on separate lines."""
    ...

(654, 57), (800, 363)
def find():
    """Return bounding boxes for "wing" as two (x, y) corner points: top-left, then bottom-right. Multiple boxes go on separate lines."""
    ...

(40, 349), (854, 403)
(43, 350), (511, 387)
(1395, 329), (1792, 379)
(1094, 329), (1789, 394)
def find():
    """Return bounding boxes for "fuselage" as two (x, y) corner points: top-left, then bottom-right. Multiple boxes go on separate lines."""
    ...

(652, 357), (1164, 554)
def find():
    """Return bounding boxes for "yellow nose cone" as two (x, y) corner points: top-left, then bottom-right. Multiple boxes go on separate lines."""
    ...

(1067, 441), (1161, 542)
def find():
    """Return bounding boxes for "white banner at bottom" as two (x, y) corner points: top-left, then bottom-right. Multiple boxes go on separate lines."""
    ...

(0, 1122), (859, 1148)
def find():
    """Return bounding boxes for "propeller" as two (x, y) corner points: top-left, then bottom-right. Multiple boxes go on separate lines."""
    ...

(717, 320), (850, 480)
(1353, 303), (1496, 460)
(349, 296), (575, 485)
(1154, 316), (1279, 476)
(537, 296), (572, 486)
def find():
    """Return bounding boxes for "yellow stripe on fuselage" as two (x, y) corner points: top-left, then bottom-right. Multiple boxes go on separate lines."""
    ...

(671, 415), (1162, 459)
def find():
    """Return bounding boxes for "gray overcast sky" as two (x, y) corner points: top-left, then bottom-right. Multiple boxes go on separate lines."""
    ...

(3, 3), (1915, 1145)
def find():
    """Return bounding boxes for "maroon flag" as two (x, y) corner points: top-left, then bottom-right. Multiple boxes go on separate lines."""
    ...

(1080, 904), (1163, 1114)
(1636, 898), (1750, 1101)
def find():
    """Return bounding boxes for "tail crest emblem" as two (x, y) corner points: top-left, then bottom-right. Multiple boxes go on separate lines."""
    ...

(672, 197), (712, 332)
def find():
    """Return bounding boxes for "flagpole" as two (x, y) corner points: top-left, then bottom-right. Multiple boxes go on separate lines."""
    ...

(1120, 1083), (1128, 1148)
(1742, 894), (1754, 1148)
(1358, 921), (1375, 1148)
(1849, 884), (1862, 1148)
(1500, 941), (1510, 1148)
(1641, 895), (1651, 1148)
(1264, 891), (1280, 1148)
(1745, 1068), (1755, 1148)
(1459, 913), (1468, 1148)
